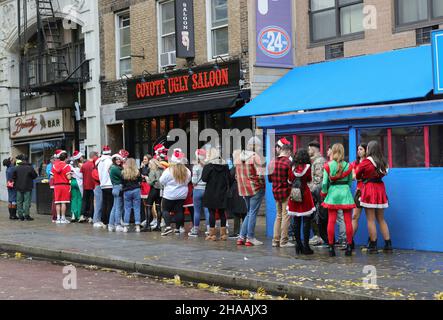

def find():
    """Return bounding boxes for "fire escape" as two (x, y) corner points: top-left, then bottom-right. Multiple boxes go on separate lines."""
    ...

(18, 0), (90, 111)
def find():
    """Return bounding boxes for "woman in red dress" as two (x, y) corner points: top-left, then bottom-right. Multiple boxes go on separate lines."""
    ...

(356, 141), (392, 254)
(288, 149), (316, 255)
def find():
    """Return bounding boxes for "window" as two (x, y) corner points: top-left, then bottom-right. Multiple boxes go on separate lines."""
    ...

(310, 0), (364, 42)
(116, 12), (131, 77)
(158, 1), (176, 69)
(359, 128), (389, 157)
(392, 127), (425, 168)
(416, 25), (439, 44)
(430, 125), (443, 167)
(208, 0), (229, 58)
(325, 42), (344, 60)
(396, 0), (443, 27)
(323, 133), (349, 161)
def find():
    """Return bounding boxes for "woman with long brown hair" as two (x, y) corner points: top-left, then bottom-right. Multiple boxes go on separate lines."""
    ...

(122, 158), (142, 233)
(356, 141), (392, 254)
(321, 143), (356, 257)
(159, 149), (191, 236)
(351, 143), (367, 245)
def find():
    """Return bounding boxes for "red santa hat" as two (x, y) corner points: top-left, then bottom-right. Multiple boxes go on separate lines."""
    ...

(70, 151), (83, 161)
(102, 145), (112, 155)
(195, 149), (207, 161)
(154, 144), (166, 154)
(119, 149), (130, 160)
(277, 137), (291, 148)
(170, 148), (187, 165)
(54, 149), (67, 158)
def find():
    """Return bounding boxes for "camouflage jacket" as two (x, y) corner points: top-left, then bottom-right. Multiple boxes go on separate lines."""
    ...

(308, 154), (326, 193)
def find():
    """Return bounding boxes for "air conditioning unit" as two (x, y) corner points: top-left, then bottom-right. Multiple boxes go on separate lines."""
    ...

(160, 51), (176, 68)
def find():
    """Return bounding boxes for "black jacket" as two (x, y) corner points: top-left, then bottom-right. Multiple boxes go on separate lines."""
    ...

(227, 167), (247, 215)
(13, 162), (38, 192)
(123, 175), (142, 192)
(202, 160), (231, 209)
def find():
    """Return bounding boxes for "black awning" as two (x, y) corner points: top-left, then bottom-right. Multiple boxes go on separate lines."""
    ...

(116, 90), (248, 121)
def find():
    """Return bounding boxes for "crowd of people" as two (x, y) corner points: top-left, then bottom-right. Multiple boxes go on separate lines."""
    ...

(2, 136), (393, 257)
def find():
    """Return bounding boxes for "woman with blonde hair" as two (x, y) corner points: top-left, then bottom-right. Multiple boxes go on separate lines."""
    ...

(122, 158), (143, 233)
(159, 149), (191, 236)
(321, 143), (356, 257)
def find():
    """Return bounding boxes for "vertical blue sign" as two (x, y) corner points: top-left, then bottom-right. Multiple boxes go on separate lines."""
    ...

(432, 30), (443, 95)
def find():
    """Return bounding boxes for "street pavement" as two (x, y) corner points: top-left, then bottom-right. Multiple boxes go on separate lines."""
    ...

(0, 202), (442, 300)
(0, 257), (237, 300)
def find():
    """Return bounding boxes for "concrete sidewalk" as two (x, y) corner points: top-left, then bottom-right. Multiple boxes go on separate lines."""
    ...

(0, 202), (442, 300)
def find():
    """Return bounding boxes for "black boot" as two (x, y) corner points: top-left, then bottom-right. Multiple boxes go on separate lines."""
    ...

(351, 239), (355, 250)
(345, 244), (353, 256)
(141, 206), (152, 233)
(383, 240), (393, 253)
(9, 207), (18, 220)
(295, 240), (303, 255)
(367, 240), (378, 254)
(329, 245), (336, 257)
(302, 217), (314, 255)
(294, 217), (303, 255)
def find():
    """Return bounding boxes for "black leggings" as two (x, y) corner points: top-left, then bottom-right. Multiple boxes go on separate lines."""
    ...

(209, 209), (226, 228)
(162, 199), (185, 229)
(294, 215), (312, 244)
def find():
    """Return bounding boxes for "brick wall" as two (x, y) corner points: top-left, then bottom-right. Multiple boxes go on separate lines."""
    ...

(296, 0), (443, 66)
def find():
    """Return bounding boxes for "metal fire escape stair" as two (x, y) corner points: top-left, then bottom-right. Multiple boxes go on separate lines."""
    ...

(37, 0), (69, 81)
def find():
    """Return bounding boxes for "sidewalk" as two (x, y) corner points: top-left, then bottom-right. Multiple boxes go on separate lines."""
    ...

(0, 202), (442, 300)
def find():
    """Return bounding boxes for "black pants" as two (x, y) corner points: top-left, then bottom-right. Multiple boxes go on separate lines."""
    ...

(209, 209), (226, 228)
(101, 188), (114, 225)
(232, 212), (246, 235)
(318, 211), (329, 244)
(294, 215), (312, 245)
(162, 199), (185, 229)
(81, 189), (94, 218)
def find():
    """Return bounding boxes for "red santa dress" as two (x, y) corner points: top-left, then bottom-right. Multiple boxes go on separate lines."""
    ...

(287, 164), (316, 217)
(51, 160), (72, 204)
(356, 157), (389, 209)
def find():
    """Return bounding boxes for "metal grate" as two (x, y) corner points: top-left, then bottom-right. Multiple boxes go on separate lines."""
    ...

(325, 42), (344, 60)
(416, 25), (439, 45)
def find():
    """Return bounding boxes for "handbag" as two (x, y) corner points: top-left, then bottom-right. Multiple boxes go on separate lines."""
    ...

(7, 180), (14, 189)
(290, 177), (303, 203)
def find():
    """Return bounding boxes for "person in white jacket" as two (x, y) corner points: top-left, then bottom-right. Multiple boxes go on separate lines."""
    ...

(97, 146), (113, 226)
(159, 149), (191, 236)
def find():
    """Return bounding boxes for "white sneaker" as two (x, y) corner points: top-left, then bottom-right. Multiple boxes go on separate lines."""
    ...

(160, 221), (166, 228)
(87, 218), (93, 224)
(280, 242), (296, 248)
(78, 215), (86, 223)
(61, 218), (70, 224)
(150, 221), (158, 229)
(93, 222), (103, 229)
(56, 219), (62, 225)
(141, 220), (147, 227)
(309, 235), (322, 246)
(161, 227), (174, 236)
(108, 225), (116, 232)
(115, 225), (125, 233)
(246, 238), (263, 246)
(135, 225), (141, 233)
(179, 227), (186, 234)
(122, 226), (129, 233)
(102, 224), (108, 230)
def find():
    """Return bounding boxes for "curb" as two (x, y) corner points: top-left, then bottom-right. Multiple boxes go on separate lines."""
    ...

(0, 241), (381, 300)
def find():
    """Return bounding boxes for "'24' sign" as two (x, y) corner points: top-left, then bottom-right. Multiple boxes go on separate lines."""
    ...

(258, 26), (291, 59)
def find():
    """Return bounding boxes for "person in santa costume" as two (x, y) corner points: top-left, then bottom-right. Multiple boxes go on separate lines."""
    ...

(51, 150), (72, 224)
(69, 151), (84, 222)
(356, 140), (392, 254)
(351, 143), (367, 247)
(287, 149), (316, 255)
(154, 144), (170, 169)
(139, 154), (152, 227)
(321, 143), (356, 257)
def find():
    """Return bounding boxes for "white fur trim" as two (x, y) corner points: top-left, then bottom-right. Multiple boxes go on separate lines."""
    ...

(183, 204), (194, 208)
(360, 201), (389, 209)
(287, 207), (316, 217)
(293, 164), (311, 178)
(54, 201), (71, 204)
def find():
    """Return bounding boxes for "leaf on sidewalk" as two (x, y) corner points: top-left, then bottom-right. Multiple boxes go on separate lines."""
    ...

(197, 283), (210, 289)
(435, 292), (443, 300)
(15, 252), (23, 259)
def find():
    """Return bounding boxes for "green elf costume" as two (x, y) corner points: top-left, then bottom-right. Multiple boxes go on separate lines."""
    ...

(70, 151), (83, 222)
(320, 160), (356, 257)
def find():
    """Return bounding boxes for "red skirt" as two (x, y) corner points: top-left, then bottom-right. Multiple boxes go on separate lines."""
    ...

(287, 187), (316, 217)
(54, 185), (71, 204)
(360, 182), (389, 209)
(140, 182), (151, 199)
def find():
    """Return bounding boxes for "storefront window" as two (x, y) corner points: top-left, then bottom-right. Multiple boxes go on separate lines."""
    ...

(359, 128), (389, 156)
(430, 125), (443, 167)
(296, 134), (320, 151)
(323, 133), (349, 161)
(30, 140), (63, 177)
(392, 127), (425, 168)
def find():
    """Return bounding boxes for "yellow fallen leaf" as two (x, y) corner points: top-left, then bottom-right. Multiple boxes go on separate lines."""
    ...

(15, 252), (23, 259)
(228, 289), (251, 298)
(174, 275), (181, 286)
(257, 287), (267, 296)
(432, 270), (441, 274)
(197, 283), (210, 289)
(209, 286), (220, 293)
(435, 292), (443, 300)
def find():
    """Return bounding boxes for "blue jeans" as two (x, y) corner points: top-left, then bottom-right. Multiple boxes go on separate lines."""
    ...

(93, 185), (103, 223)
(109, 185), (123, 227)
(240, 189), (265, 240)
(337, 210), (347, 243)
(124, 188), (141, 225)
(193, 188), (210, 228)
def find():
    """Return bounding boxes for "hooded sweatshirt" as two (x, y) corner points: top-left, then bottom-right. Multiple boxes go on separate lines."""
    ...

(233, 150), (266, 197)
(159, 166), (191, 200)
(96, 155), (113, 189)
(51, 160), (71, 187)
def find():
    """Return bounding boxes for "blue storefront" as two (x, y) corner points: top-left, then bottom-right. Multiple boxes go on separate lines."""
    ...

(233, 40), (443, 252)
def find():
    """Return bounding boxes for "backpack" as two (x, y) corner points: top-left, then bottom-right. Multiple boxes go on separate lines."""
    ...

(290, 177), (303, 203)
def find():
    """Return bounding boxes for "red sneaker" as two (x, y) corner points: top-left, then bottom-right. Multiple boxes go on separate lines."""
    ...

(245, 241), (253, 247)
(237, 238), (245, 246)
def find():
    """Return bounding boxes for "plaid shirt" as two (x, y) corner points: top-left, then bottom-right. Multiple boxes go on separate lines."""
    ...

(234, 151), (266, 197)
(268, 155), (292, 202)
